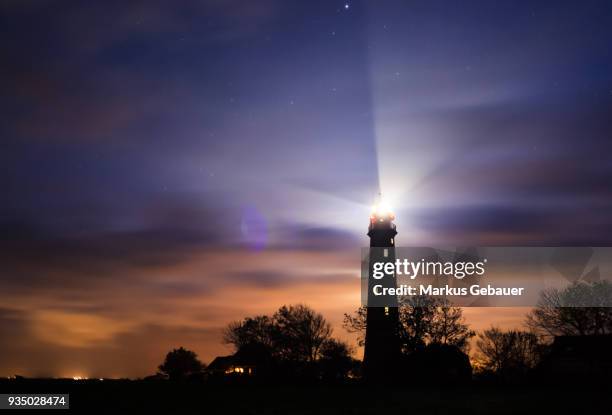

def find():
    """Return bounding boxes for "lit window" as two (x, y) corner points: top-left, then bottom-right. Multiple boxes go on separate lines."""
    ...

(384, 306), (389, 316)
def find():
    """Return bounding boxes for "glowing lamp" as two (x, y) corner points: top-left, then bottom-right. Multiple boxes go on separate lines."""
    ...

(370, 199), (395, 222)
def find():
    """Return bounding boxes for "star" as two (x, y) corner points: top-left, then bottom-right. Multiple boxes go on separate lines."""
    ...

(344, 4), (349, 10)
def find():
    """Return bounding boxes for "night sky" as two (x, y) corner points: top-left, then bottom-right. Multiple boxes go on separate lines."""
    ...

(2, 0), (612, 377)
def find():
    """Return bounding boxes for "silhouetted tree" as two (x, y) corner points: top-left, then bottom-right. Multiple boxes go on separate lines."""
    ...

(399, 296), (434, 352)
(526, 281), (612, 338)
(273, 304), (333, 363)
(223, 315), (275, 350)
(318, 338), (355, 381)
(343, 296), (474, 353)
(342, 306), (367, 346)
(476, 327), (540, 374)
(157, 347), (205, 380)
(224, 304), (334, 364)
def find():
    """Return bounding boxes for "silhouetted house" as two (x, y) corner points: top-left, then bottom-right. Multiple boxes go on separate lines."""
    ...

(404, 344), (472, 384)
(538, 335), (612, 380)
(208, 343), (274, 378)
(208, 355), (255, 376)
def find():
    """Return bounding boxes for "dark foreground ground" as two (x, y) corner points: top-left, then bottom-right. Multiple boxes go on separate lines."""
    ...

(0, 379), (610, 414)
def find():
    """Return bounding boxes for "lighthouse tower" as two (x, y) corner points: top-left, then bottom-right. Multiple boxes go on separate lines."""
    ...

(363, 199), (402, 381)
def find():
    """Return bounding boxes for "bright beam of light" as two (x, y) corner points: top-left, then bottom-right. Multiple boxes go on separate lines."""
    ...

(363, 5), (468, 235)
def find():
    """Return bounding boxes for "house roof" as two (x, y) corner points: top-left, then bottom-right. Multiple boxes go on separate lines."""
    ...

(208, 344), (273, 372)
(207, 355), (235, 371)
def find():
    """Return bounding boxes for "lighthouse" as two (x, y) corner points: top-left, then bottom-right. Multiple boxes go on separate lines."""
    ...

(363, 199), (402, 381)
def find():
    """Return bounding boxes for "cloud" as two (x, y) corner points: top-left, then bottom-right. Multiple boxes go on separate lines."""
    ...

(0, 214), (364, 377)
(227, 267), (355, 289)
(31, 310), (135, 348)
(0, 308), (225, 378)
(274, 224), (362, 250)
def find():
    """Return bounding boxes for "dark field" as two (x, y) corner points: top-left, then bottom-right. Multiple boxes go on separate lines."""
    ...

(1, 379), (609, 414)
